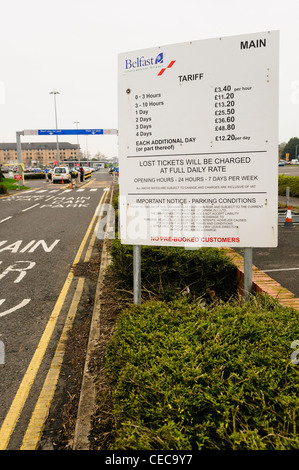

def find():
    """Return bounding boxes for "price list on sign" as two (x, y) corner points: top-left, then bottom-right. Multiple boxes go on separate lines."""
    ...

(118, 31), (279, 248)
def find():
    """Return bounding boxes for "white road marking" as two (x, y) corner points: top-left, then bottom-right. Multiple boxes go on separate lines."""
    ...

(262, 267), (299, 273)
(0, 299), (31, 318)
(22, 204), (40, 212)
(0, 217), (12, 224)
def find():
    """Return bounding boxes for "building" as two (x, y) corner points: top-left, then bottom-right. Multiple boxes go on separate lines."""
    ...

(0, 142), (79, 167)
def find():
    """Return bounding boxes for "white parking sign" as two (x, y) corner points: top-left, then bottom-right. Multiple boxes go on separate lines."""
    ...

(118, 31), (279, 247)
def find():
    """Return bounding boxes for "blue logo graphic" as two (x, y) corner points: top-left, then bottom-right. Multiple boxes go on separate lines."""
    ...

(125, 52), (164, 70)
(155, 53), (164, 64)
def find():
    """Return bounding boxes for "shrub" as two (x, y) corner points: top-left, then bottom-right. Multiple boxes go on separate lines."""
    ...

(278, 175), (299, 198)
(111, 191), (237, 301)
(24, 173), (46, 180)
(106, 295), (299, 450)
(110, 239), (237, 301)
(0, 182), (7, 194)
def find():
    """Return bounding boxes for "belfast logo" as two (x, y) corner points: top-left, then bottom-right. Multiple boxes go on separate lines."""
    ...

(157, 60), (176, 76)
(125, 52), (164, 71)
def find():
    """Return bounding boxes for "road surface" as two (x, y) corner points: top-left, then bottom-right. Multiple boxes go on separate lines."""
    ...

(0, 170), (113, 449)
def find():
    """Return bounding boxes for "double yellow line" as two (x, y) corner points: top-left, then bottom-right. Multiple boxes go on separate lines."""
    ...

(0, 188), (109, 450)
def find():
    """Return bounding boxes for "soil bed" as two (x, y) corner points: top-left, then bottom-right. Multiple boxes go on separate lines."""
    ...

(39, 242), (128, 450)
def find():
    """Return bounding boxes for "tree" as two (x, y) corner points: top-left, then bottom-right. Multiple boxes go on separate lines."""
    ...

(279, 142), (287, 159)
(93, 152), (108, 160)
(283, 137), (299, 160)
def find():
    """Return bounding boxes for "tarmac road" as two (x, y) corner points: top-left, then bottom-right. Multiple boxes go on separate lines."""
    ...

(242, 224), (299, 298)
(0, 170), (112, 450)
(279, 164), (299, 177)
(253, 165), (299, 298)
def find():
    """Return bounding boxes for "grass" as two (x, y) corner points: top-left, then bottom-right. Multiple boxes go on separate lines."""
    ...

(0, 177), (30, 191)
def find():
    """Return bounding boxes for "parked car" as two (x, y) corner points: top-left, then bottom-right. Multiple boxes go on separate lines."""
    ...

(52, 166), (71, 183)
(31, 168), (45, 173)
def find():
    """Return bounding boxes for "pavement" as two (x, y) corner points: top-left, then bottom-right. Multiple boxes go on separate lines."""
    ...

(227, 194), (299, 306)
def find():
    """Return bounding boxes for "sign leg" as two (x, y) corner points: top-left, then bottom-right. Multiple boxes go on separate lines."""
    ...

(244, 247), (253, 302)
(133, 245), (141, 305)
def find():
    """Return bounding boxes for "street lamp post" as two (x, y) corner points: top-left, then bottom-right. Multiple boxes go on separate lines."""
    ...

(74, 121), (80, 162)
(50, 89), (60, 165)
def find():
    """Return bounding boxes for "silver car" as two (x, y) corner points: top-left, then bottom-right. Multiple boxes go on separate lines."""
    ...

(52, 166), (71, 183)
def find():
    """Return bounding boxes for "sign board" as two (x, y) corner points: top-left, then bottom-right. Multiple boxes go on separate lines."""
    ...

(14, 174), (23, 181)
(118, 31), (279, 247)
(23, 129), (117, 136)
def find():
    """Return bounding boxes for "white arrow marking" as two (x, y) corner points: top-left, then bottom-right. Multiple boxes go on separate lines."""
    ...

(0, 299), (31, 318)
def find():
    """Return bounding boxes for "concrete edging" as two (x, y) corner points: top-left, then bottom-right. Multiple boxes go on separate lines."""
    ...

(72, 185), (114, 450)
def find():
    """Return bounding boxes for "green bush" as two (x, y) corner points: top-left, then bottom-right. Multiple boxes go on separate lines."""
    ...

(106, 295), (299, 450)
(110, 239), (237, 301)
(278, 174), (299, 198)
(24, 173), (46, 180)
(111, 191), (237, 301)
(0, 182), (7, 194)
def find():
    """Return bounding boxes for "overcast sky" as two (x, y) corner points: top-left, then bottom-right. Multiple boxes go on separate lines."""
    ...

(0, 0), (298, 159)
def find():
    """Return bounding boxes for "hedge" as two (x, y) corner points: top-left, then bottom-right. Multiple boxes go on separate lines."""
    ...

(106, 295), (299, 450)
(0, 183), (7, 194)
(110, 239), (238, 301)
(278, 174), (299, 198)
(24, 173), (46, 180)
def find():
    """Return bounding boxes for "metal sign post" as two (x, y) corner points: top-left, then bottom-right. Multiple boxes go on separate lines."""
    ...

(3, 162), (24, 189)
(16, 131), (24, 189)
(133, 245), (141, 304)
(244, 248), (253, 302)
